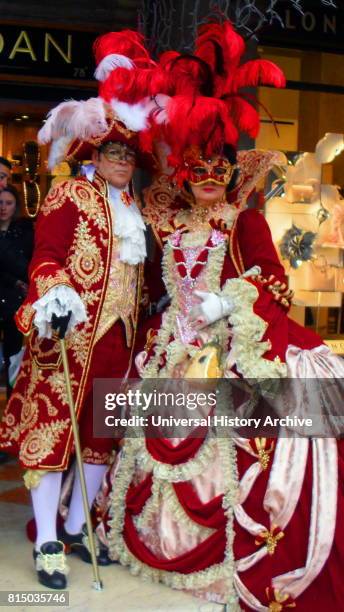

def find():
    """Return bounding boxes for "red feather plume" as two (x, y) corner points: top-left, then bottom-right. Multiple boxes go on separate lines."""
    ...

(93, 30), (153, 66)
(92, 20), (285, 165)
(100, 65), (166, 103)
(157, 20), (286, 162)
(226, 59), (286, 93)
(94, 30), (162, 103)
(226, 97), (261, 139)
(196, 21), (245, 72)
(163, 95), (239, 165)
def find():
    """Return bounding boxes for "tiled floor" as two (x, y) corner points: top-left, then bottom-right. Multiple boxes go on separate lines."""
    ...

(0, 391), (224, 612)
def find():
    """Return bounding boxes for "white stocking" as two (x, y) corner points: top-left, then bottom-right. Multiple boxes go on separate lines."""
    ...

(64, 463), (107, 535)
(31, 471), (63, 551)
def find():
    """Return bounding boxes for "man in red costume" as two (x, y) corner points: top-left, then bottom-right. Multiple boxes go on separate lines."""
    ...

(0, 30), (156, 588)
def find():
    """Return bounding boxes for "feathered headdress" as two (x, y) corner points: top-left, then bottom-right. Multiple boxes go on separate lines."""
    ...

(38, 21), (285, 171)
(147, 21), (286, 167)
(96, 21), (285, 167)
(38, 30), (158, 169)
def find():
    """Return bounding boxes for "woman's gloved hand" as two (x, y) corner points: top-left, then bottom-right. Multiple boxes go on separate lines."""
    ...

(188, 290), (233, 331)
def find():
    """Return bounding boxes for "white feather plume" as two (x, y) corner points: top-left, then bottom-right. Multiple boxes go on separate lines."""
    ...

(47, 136), (73, 169)
(94, 54), (134, 82)
(38, 97), (108, 144)
(111, 97), (155, 131)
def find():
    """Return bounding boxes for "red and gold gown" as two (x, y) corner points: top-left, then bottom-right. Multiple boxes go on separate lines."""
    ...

(97, 152), (344, 611)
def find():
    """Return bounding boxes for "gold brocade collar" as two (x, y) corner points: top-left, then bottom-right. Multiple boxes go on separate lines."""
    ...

(173, 204), (238, 232)
(91, 171), (108, 196)
(143, 174), (239, 240)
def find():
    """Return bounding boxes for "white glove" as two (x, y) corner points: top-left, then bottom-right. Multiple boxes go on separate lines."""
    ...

(33, 285), (87, 338)
(188, 290), (233, 331)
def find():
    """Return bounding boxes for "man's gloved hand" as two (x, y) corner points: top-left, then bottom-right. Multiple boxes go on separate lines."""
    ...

(33, 285), (87, 338)
(188, 291), (233, 331)
(51, 311), (72, 340)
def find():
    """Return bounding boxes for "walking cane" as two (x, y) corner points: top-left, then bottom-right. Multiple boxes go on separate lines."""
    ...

(52, 313), (103, 591)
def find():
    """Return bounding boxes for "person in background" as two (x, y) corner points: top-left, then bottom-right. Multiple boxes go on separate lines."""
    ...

(0, 157), (13, 463)
(0, 185), (34, 398)
(0, 157), (11, 190)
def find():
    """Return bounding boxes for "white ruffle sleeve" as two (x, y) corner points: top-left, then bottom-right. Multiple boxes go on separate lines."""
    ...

(32, 285), (87, 338)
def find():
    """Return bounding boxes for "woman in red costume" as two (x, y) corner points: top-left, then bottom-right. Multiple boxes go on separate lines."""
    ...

(95, 21), (344, 611)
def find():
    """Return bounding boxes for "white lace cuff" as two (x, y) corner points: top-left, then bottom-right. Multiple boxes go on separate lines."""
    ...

(222, 278), (287, 379)
(33, 285), (87, 338)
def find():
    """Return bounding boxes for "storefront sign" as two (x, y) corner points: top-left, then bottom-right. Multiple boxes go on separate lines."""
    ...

(0, 24), (96, 80)
(324, 340), (344, 355)
(261, 2), (344, 54)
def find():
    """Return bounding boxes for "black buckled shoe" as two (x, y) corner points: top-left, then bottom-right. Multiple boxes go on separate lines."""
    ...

(58, 523), (115, 566)
(33, 541), (69, 589)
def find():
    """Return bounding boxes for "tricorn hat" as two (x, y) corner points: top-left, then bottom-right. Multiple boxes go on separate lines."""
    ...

(38, 30), (158, 169)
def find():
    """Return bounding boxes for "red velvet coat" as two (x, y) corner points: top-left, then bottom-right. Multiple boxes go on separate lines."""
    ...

(0, 172), (140, 471)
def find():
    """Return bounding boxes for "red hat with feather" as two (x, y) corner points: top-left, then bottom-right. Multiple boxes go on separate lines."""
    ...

(38, 30), (159, 169)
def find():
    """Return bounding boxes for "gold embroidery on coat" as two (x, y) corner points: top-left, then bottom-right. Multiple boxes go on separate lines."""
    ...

(94, 235), (137, 346)
(79, 289), (102, 306)
(29, 333), (62, 370)
(82, 447), (112, 465)
(21, 397), (39, 428)
(68, 219), (104, 289)
(66, 320), (93, 367)
(19, 419), (70, 466)
(35, 270), (72, 298)
(70, 182), (107, 233)
(36, 393), (58, 417)
(40, 181), (72, 216)
(20, 303), (35, 328)
(47, 371), (77, 406)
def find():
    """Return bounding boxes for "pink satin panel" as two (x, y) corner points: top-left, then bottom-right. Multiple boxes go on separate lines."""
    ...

(283, 345), (344, 437)
(235, 345), (340, 609)
(190, 445), (224, 503)
(286, 344), (344, 377)
(234, 573), (268, 611)
(133, 458), (222, 559)
(273, 438), (338, 599)
(237, 461), (262, 504)
(236, 546), (267, 573)
(134, 504), (214, 560)
(234, 504), (265, 537)
(264, 437), (309, 529)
